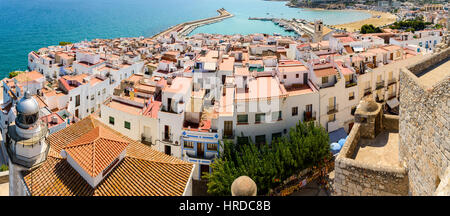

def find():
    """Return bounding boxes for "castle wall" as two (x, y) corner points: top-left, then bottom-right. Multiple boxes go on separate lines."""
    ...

(334, 123), (409, 196)
(383, 114), (399, 131)
(399, 51), (450, 195)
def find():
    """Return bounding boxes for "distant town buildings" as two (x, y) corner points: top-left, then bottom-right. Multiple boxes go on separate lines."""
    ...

(0, 6), (448, 195)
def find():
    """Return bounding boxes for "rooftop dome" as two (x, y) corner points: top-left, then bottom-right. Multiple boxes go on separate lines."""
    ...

(231, 176), (257, 196)
(17, 91), (39, 115)
(15, 91), (40, 129)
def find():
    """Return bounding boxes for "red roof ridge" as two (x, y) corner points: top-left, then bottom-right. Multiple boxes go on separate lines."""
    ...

(63, 126), (129, 177)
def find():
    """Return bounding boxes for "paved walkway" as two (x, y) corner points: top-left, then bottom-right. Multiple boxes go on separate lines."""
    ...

(0, 183), (8, 196)
(417, 57), (450, 88)
(290, 180), (331, 196)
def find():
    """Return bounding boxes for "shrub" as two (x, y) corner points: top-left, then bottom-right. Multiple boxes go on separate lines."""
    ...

(9, 71), (23, 78)
(205, 120), (330, 195)
(0, 164), (8, 172)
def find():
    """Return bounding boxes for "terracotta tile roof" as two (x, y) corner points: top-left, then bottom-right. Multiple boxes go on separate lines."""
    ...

(314, 67), (338, 78)
(23, 116), (193, 196)
(14, 71), (44, 83)
(63, 126), (129, 177)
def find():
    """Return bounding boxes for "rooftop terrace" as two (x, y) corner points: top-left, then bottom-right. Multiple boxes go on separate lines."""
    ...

(352, 131), (400, 168)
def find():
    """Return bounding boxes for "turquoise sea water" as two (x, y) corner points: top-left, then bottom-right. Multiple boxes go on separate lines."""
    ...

(0, 0), (370, 78)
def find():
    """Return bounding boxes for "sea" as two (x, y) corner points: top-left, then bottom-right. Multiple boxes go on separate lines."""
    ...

(0, 0), (371, 78)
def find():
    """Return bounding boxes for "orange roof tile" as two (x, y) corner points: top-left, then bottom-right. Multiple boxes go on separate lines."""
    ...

(23, 116), (193, 196)
(314, 67), (338, 78)
(63, 126), (129, 177)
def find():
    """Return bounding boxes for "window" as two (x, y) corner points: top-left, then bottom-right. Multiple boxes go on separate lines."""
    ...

(272, 111), (282, 121)
(124, 121), (131, 129)
(109, 116), (115, 125)
(255, 113), (265, 123)
(237, 115), (248, 124)
(184, 141), (194, 149)
(91, 95), (94, 100)
(75, 95), (80, 107)
(296, 74), (299, 78)
(103, 88), (106, 94)
(237, 136), (249, 145)
(328, 114), (335, 122)
(98, 91), (100, 96)
(349, 92), (355, 100)
(283, 75), (287, 79)
(91, 108), (94, 113)
(351, 106), (357, 115)
(292, 107), (298, 116)
(70, 97), (72, 101)
(322, 76), (328, 84)
(272, 132), (282, 141)
(255, 135), (266, 147)
(207, 143), (218, 151)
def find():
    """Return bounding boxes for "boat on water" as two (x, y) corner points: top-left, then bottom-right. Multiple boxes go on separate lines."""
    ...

(274, 33), (281, 36)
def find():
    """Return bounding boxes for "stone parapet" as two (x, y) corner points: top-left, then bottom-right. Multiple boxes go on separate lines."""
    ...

(407, 47), (450, 76)
(335, 123), (408, 196)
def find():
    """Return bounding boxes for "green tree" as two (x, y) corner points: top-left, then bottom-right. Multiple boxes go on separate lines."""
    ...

(59, 41), (72, 46)
(360, 24), (382, 34)
(434, 24), (443, 29)
(204, 120), (330, 195)
(0, 164), (8, 172)
(9, 71), (23, 78)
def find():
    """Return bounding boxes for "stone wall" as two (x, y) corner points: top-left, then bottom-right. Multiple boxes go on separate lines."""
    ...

(333, 123), (409, 196)
(399, 59), (450, 195)
(408, 47), (450, 76)
(383, 114), (399, 131)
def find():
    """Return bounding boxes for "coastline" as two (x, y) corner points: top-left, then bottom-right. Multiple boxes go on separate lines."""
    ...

(331, 10), (397, 32)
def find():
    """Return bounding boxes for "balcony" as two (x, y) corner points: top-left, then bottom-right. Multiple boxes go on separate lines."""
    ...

(185, 151), (217, 161)
(327, 104), (339, 115)
(303, 111), (317, 122)
(141, 135), (152, 146)
(388, 78), (397, 86)
(345, 80), (357, 88)
(364, 87), (372, 96)
(6, 123), (50, 168)
(375, 81), (385, 90)
(161, 132), (173, 143)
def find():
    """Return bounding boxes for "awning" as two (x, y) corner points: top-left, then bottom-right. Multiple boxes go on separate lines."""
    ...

(387, 97), (399, 108)
(328, 128), (347, 144)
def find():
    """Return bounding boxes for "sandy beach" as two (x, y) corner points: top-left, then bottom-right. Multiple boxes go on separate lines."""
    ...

(331, 10), (397, 32)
